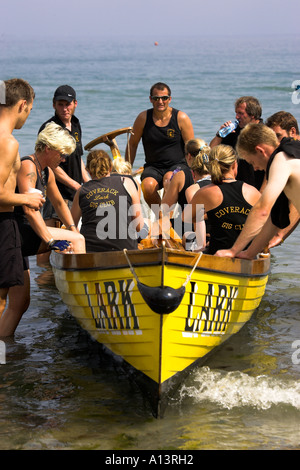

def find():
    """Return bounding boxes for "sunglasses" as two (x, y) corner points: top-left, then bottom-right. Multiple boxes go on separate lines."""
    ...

(151, 95), (170, 102)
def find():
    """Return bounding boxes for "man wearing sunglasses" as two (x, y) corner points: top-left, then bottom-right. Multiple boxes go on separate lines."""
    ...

(125, 82), (194, 211)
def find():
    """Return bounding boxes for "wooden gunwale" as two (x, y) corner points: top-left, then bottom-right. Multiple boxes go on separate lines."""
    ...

(50, 248), (270, 278)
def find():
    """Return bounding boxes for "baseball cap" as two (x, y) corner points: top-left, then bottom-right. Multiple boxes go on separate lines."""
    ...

(53, 85), (76, 102)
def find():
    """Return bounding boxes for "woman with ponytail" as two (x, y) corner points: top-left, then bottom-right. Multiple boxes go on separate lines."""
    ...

(161, 138), (211, 241)
(183, 144), (261, 254)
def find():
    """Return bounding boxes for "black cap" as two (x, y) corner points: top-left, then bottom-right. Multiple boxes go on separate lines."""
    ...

(53, 85), (76, 102)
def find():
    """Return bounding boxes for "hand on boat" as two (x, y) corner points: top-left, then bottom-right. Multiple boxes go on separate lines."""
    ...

(214, 248), (235, 257)
(235, 250), (254, 260)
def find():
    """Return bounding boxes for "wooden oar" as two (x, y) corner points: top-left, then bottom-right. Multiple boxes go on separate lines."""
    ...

(84, 127), (133, 159)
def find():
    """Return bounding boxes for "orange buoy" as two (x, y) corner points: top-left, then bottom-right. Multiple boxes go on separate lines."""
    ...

(154, 41), (159, 46)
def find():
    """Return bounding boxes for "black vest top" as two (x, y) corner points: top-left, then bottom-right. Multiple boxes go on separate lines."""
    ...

(206, 181), (252, 254)
(266, 137), (300, 229)
(79, 175), (138, 252)
(142, 108), (185, 168)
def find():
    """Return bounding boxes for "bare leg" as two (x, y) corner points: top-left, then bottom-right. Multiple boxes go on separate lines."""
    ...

(0, 287), (9, 319)
(37, 227), (86, 254)
(141, 177), (161, 207)
(0, 271), (30, 337)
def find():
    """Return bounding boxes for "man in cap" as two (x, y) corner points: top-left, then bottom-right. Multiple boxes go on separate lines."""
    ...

(38, 85), (89, 262)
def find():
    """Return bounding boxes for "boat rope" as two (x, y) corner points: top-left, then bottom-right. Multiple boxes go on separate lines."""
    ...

(123, 249), (140, 284)
(182, 251), (203, 287)
(123, 249), (203, 288)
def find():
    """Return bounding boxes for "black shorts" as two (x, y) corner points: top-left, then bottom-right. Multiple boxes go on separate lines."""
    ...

(0, 213), (24, 288)
(141, 162), (189, 190)
(17, 222), (42, 257)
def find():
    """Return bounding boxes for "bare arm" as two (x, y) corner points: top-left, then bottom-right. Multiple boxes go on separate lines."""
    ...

(268, 203), (300, 248)
(161, 170), (185, 213)
(209, 121), (234, 148)
(182, 189), (206, 251)
(0, 138), (44, 210)
(52, 165), (82, 191)
(123, 177), (144, 232)
(177, 111), (194, 142)
(80, 158), (91, 183)
(46, 169), (78, 232)
(237, 216), (278, 259)
(70, 188), (82, 227)
(17, 160), (54, 244)
(125, 111), (146, 165)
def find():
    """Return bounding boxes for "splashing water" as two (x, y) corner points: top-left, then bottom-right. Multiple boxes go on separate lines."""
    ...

(179, 367), (300, 411)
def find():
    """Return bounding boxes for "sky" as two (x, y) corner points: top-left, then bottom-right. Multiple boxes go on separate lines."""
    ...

(1, 0), (299, 39)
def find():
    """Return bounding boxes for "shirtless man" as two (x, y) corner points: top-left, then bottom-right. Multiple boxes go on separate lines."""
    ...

(0, 79), (44, 323)
(125, 82), (194, 211)
(215, 123), (300, 259)
(266, 111), (300, 248)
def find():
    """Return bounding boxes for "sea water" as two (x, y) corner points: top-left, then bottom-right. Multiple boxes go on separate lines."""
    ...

(1, 34), (300, 450)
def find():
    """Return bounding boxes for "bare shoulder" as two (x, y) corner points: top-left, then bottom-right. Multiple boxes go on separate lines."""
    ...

(177, 109), (192, 124)
(192, 183), (218, 201)
(0, 132), (19, 158)
(123, 176), (139, 197)
(133, 110), (147, 128)
(177, 109), (190, 119)
(177, 110), (194, 138)
(242, 182), (261, 204)
(130, 110), (147, 142)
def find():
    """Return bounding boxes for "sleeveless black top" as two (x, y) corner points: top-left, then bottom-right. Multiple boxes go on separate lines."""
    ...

(206, 181), (252, 254)
(142, 108), (185, 168)
(79, 175), (138, 252)
(266, 137), (300, 229)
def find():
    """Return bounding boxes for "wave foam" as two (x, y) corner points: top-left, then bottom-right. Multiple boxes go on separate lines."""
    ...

(179, 367), (300, 410)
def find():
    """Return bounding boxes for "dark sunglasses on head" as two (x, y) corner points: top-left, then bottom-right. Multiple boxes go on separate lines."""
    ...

(151, 95), (170, 101)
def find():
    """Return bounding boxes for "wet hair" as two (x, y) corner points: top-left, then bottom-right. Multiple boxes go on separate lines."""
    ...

(150, 82), (171, 96)
(112, 157), (132, 174)
(35, 122), (76, 155)
(266, 110), (299, 135)
(235, 96), (262, 120)
(86, 149), (112, 178)
(0, 78), (35, 108)
(236, 123), (279, 158)
(209, 145), (237, 185)
(185, 138), (211, 176)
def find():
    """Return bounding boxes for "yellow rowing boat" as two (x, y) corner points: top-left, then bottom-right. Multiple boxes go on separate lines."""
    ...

(50, 243), (270, 417)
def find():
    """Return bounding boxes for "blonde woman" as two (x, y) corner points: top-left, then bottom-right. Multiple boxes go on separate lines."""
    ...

(183, 144), (261, 254)
(15, 122), (86, 256)
(71, 150), (146, 252)
(112, 156), (142, 199)
(184, 138), (212, 201)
